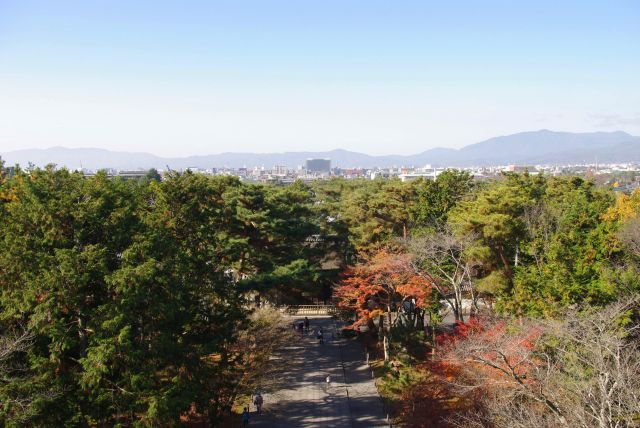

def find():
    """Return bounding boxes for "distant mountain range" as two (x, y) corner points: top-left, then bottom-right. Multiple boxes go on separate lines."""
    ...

(2, 130), (639, 170)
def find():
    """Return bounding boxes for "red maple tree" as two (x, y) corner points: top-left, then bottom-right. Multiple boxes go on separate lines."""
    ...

(398, 318), (545, 426)
(335, 250), (433, 360)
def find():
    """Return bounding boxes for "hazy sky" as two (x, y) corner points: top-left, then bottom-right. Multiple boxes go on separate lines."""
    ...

(1, 1), (639, 157)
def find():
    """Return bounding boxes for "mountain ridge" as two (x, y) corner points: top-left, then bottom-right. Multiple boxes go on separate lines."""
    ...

(2, 130), (639, 170)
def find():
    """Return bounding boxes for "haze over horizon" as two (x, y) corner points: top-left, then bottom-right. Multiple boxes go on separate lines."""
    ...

(1, 1), (639, 157)
(2, 128), (638, 159)
(3, 129), (640, 170)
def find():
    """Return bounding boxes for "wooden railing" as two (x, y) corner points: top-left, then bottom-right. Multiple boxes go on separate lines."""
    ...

(284, 305), (337, 316)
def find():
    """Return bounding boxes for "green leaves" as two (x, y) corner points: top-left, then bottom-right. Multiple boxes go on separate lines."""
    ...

(0, 168), (343, 424)
(0, 169), (252, 424)
(446, 174), (623, 315)
(412, 170), (474, 233)
(2, 164), (638, 424)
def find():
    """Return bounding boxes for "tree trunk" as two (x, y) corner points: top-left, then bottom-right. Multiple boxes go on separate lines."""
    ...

(367, 317), (376, 335)
(428, 324), (437, 356)
(496, 245), (513, 286)
(77, 315), (88, 358)
(470, 285), (479, 316)
(386, 308), (393, 360)
(416, 308), (424, 330)
(453, 293), (464, 323)
(383, 334), (390, 361)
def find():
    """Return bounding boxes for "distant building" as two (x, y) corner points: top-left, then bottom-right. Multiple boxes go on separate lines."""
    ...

(272, 165), (288, 176)
(506, 165), (539, 174)
(399, 172), (438, 182)
(342, 168), (365, 178)
(305, 158), (331, 173)
(2, 166), (16, 178)
(370, 170), (392, 180)
(118, 170), (148, 180)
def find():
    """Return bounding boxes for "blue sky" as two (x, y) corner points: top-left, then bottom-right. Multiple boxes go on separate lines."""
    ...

(1, 1), (639, 156)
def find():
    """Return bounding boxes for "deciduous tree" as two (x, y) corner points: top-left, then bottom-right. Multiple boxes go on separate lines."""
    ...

(410, 229), (478, 322)
(336, 250), (432, 360)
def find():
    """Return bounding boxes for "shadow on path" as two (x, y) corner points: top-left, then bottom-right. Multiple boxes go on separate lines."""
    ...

(249, 316), (388, 428)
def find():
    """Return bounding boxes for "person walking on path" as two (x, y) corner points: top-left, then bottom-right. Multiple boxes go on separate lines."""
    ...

(317, 328), (324, 344)
(242, 406), (250, 426)
(253, 392), (264, 415)
(304, 316), (310, 332)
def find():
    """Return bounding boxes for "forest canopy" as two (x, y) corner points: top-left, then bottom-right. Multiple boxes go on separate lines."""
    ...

(0, 163), (639, 426)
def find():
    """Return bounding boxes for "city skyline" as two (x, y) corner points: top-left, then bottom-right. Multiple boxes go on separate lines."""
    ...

(3, 129), (638, 170)
(1, 1), (639, 157)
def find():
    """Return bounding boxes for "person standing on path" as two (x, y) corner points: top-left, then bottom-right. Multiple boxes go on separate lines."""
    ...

(253, 392), (263, 414)
(304, 316), (310, 332)
(242, 407), (250, 426)
(317, 328), (324, 344)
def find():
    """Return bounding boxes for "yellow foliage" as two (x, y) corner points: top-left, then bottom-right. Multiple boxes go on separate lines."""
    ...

(602, 189), (640, 222)
(0, 187), (19, 203)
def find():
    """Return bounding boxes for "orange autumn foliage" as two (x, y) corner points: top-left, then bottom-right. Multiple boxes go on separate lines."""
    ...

(335, 250), (432, 329)
(437, 318), (543, 389)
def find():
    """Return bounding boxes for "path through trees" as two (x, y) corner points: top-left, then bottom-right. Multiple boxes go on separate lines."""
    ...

(249, 316), (388, 428)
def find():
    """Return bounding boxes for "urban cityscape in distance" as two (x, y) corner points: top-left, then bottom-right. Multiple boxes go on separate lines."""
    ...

(3, 129), (640, 192)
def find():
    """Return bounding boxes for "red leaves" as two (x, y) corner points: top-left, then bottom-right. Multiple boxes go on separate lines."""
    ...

(436, 317), (485, 347)
(398, 318), (547, 425)
(436, 317), (545, 395)
(335, 250), (432, 329)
